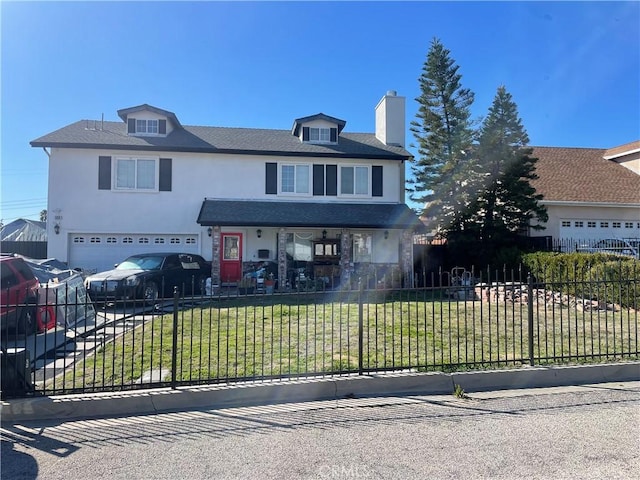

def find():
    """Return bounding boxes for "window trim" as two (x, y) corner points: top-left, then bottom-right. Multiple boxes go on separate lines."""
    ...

(133, 118), (161, 136)
(309, 127), (331, 143)
(114, 156), (159, 192)
(352, 232), (373, 263)
(280, 164), (311, 195)
(339, 165), (370, 197)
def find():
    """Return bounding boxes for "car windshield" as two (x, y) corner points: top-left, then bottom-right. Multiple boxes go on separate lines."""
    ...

(116, 256), (164, 271)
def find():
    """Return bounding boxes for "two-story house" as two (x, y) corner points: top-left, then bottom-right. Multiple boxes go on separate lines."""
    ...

(31, 91), (422, 288)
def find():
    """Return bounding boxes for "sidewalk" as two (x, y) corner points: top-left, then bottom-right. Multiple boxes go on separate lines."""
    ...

(2, 361), (638, 423)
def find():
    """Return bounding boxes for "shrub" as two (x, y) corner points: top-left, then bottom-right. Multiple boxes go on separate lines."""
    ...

(522, 252), (640, 309)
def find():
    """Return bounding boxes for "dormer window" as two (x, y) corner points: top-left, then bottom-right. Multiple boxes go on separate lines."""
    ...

(119, 104), (181, 137)
(309, 127), (331, 143)
(136, 119), (158, 134)
(127, 117), (167, 136)
(292, 113), (346, 145)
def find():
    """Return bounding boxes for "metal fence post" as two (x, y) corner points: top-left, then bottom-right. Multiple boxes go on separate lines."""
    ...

(358, 278), (364, 375)
(171, 287), (179, 389)
(527, 274), (535, 366)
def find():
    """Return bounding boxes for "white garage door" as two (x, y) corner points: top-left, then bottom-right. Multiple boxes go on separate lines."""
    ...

(68, 234), (201, 274)
(559, 219), (640, 241)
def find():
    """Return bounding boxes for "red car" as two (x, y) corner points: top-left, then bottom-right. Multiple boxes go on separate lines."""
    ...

(0, 255), (55, 335)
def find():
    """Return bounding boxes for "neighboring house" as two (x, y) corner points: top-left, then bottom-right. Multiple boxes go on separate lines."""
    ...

(31, 91), (421, 287)
(529, 142), (640, 241)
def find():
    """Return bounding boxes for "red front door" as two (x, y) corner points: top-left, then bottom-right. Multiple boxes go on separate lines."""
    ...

(220, 233), (242, 283)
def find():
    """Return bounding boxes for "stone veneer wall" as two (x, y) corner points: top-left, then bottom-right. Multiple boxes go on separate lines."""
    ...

(340, 228), (352, 285)
(277, 227), (288, 291)
(210, 225), (221, 286)
(401, 229), (414, 287)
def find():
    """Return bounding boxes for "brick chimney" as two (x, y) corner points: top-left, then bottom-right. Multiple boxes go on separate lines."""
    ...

(375, 90), (405, 147)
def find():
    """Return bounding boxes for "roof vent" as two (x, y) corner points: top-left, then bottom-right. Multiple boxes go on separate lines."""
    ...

(386, 90), (397, 97)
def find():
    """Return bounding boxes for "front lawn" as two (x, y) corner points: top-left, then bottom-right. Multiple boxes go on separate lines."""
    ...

(49, 291), (639, 392)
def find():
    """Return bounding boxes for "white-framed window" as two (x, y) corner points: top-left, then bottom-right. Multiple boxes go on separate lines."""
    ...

(281, 164), (310, 194)
(625, 222), (633, 228)
(90, 237), (101, 243)
(352, 233), (372, 263)
(587, 221), (596, 228)
(613, 222), (621, 228)
(154, 238), (165, 244)
(561, 221), (571, 227)
(73, 237), (85, 243)
(186, 238), (196, 244)
(170, 238), (181, 244)
(309, 127), (331, 143)
(122, 237), (133, 244)
(106, 237), (117, 244)
(115, 157), (157, 190)
(340, 166), (369, 196)
(135, 119), (159, 134)
(574, 221), (584, 228)
(600, 221), (609, 228)
(139, 237), (149, 244)
(285, 232), (313, 261)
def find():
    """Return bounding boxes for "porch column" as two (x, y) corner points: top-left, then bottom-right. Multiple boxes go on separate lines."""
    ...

(277, 227), (287, 291)
(401, 229), (414, 288)
(211, 225), (221, 287)
(340, 228), (352, 286)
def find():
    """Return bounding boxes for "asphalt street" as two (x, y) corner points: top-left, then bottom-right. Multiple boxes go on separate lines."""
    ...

(2, 381), (639, 479)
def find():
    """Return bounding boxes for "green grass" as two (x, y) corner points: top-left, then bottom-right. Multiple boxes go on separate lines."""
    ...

(49, 291), (640, 392)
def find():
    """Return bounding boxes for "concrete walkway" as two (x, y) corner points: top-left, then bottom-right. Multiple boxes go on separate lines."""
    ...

(2, 361), (638, 423)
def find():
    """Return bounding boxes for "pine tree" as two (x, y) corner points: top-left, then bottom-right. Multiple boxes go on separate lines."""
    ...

(409, 38), (475, 235)
(469, 86), (548, 251)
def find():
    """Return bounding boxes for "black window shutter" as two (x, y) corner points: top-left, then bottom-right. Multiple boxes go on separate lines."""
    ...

(330, 128), (337, 143)
(313, 164), (325, 196)
(302, 127), (309, 141)
(326, 164), (337, 196)
(98, 156), (111, 190)
(265, 162), (277, 194)
(127, 118), (135, 134)
(159, 119), (167, 135)
(372, 166), (383, 197)
(159, 158), (172, 191)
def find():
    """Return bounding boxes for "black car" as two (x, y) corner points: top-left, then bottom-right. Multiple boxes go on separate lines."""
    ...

(84, 253), (211, 303)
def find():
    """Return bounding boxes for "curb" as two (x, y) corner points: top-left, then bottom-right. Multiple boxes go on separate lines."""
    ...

(2, 362), (638, 423)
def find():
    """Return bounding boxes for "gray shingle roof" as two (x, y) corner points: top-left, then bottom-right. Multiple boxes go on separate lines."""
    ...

(31, 120), (411, 160)
(197, 200), (421, 229)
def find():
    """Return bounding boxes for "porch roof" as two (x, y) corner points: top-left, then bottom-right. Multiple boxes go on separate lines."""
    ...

(197, 200), (422, 230)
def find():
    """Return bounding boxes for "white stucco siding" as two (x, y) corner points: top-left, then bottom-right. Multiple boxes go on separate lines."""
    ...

(46, 147), (406, 268)
(304, 119), (337, 129)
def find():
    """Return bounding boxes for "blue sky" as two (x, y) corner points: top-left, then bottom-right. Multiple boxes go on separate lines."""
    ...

(1, 1), (639, 223)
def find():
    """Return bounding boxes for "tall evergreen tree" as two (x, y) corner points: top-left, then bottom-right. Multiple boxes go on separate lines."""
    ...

(409, 38), (475, 235)
(469, 86), (548, 249)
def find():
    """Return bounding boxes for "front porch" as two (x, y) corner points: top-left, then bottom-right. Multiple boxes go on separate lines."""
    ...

(197, 199), (423, 292)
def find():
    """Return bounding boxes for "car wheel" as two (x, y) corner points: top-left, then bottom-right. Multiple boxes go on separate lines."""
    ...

(142, 282), (159, 304)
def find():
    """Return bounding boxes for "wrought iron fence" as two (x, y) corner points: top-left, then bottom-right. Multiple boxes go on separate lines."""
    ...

(1, 263), (638, 399)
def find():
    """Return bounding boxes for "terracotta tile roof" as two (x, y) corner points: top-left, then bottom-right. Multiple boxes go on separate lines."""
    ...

(531, 146), (640, 204)
(604, 140), (640, 159)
